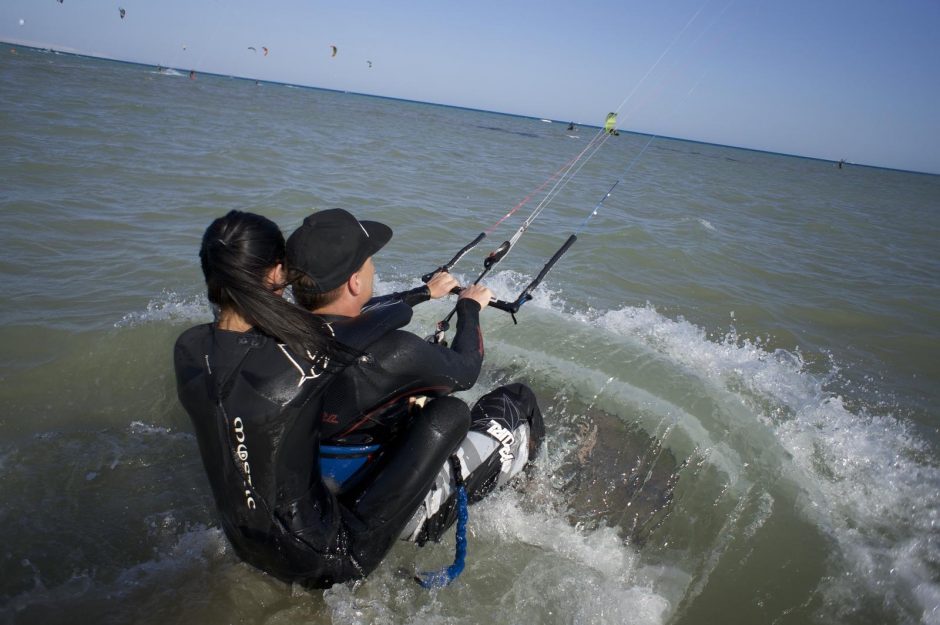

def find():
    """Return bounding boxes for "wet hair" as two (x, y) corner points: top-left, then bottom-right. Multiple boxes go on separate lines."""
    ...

(199, 210), (340, 360)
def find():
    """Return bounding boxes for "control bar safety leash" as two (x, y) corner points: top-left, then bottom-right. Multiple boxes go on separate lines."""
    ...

(414, 455), (468, 589)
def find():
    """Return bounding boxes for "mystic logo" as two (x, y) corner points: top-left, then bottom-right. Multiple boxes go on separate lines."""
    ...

(231, 416), (257, 510)
(486, 420), (515, 473)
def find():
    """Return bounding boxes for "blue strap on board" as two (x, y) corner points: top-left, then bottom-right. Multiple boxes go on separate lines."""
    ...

(415, 455), (468, 589)
(320, 444), (380, 485)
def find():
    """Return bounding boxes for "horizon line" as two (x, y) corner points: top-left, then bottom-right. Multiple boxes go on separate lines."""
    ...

(3, 39), (936, 177)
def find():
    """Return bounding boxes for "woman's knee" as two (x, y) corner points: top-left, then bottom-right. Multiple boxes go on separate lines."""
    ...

(420, 395), (471, 441)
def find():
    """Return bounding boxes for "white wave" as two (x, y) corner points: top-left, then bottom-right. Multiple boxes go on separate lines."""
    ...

(116, 290), (210, 327)
(578, 302), (940, 622)
(115, 525), (229, 587)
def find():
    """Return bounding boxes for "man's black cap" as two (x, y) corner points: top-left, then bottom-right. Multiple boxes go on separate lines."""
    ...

(286, 208), (392, 293)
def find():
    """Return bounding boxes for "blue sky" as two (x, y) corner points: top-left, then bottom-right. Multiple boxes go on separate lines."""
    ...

(2, 0), (938, 174)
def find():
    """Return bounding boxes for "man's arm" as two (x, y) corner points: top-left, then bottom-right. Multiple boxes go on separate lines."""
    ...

(320, 286), (491, 444)
(370, 296), (486, 393)
(362, 271), (460, 311)
(363, 285), (430, 311)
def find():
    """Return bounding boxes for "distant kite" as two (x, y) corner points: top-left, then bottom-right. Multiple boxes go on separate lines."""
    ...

(262, 47), (268, 56)
(330, 45), (337, 57)
(604, 112), (618, 134)
(119, 7), (125, 19)
(248, 46), (256, 52)
(367, 60), (372, 68)
(57, 0), (64, 4)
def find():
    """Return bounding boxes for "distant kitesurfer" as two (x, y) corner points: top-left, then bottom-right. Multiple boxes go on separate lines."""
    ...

(838, 159), (845, 169)
(286, 209), (544, 544)
(175, 211), (476, 587)
(567, 121), (575, 131)
(604, 112), (619, 135)
(189, 70), (196, 80)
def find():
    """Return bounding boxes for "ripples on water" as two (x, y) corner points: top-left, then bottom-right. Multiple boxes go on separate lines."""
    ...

(1, 48), (939, 625)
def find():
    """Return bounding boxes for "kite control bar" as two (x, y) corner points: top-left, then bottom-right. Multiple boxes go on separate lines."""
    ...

(422, 233), (577, 332)
(486, 234), (577, 323)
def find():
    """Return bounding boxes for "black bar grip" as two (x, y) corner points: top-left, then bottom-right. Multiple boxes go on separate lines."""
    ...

(451, 232), (486, 266)
(528, 234), (577, 292)
(487, 298), (520, 314)
(421, 232), (486, 283)
(505, 233), (578, 314)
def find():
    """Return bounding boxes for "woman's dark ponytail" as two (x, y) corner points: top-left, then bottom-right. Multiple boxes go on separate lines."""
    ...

(199, 210), (337, 360)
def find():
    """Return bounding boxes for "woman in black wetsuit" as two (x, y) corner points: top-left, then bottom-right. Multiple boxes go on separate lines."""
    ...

(173, 210), (472, 586)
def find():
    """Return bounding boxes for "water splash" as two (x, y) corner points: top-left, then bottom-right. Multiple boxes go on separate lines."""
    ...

(115, 290), (209, 327)
(579, 302), (940, 622)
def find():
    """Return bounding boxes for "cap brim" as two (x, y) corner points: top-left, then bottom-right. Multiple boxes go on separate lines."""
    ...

(360, 220), (392, 257)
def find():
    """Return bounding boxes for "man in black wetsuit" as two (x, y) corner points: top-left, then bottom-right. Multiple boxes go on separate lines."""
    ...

(286, 209), (544, 543)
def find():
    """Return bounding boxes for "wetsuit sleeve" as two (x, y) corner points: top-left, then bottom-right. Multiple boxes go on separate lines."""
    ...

(362, 285), (430, 311)
(372, 298), (484, 392)
(448, 298), (485, 366)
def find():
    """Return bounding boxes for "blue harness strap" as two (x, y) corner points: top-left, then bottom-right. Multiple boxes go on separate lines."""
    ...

(415, 454), (468, 589)
(320, 444), (381, 486)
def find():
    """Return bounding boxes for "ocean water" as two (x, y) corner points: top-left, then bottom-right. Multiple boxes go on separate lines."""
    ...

(1, 47), (938, 625)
